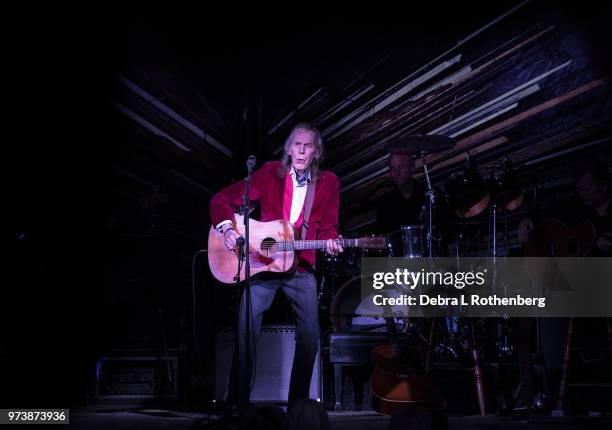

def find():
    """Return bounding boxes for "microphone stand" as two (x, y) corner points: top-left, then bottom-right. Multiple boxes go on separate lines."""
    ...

(236, 155), (256, 419)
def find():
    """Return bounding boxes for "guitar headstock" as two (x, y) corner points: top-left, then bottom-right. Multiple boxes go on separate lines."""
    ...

(357, 236), (387, 249)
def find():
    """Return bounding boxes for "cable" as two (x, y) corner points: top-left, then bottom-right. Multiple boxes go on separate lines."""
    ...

(214, 251), (259, 404)
(191, 249), (208, 363)
(249, 287), (257, 393)
(195, 243), (259, 405)
(232, 245), (258, 394)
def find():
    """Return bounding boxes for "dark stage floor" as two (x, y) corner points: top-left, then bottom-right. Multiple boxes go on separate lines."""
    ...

(68, 407), (612, 429)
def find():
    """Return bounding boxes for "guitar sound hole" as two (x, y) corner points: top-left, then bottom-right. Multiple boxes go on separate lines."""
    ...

(260, 237), (277, 256)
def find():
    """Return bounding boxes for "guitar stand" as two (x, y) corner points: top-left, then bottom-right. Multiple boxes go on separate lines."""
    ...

(424, 318), (487, 416)
(506, 316), (551, 418)
(469, 320), (487, 416)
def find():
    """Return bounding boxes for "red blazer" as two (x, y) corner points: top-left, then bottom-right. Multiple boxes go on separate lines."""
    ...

(210, 161), (340, 268)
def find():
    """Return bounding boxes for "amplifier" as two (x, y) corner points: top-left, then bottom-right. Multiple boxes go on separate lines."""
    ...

(95, 355), (178, 400)
(329, 332), (389, 364)
(215, 325), (321, 403)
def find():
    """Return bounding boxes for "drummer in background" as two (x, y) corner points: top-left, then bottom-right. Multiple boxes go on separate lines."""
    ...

(375, 150), (449, 256)
(515, 159), (611, 396)
(375, 152), (425, 235)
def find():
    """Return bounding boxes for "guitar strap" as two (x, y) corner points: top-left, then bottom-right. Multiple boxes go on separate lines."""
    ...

(300, 181), (316, 240)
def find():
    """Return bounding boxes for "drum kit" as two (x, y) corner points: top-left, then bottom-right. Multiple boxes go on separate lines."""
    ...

(321, 135), (526, 362)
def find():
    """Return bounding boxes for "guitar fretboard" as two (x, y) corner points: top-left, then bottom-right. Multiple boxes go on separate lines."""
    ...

(276, 239), (362, 251)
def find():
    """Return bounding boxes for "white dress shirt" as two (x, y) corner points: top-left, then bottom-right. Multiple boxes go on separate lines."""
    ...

(216, 168), (310, 232)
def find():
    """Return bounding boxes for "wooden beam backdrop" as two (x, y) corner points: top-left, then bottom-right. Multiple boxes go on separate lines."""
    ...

(316, 7), (612, 233)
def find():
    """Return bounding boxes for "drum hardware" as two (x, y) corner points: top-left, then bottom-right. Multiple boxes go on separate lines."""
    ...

(318, 253), (337, 315)
(386, 134), (456, 258)
(318, 273), (335, 316)
(530, 314), (551, 412)
(330, 276), (380, 333)
(401, 225), (425, 258)
(329, 143), (529, 412)
(330, 277), (420, 333)
(422, 148), (438, 258)
(386, 232), (394, 257)
(487, 160), (524, 212)
(386, 226), (426, 259)
(490, 161), (524, 258)
(317, 251), (359, 315)
(444, 156), (490, 219)
(494, 317), (515, 358)
(428, 318), (492, 362)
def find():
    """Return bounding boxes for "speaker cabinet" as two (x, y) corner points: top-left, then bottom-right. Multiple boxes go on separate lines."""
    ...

(215, 325), (321, 403)
(95, 355), (179, 400)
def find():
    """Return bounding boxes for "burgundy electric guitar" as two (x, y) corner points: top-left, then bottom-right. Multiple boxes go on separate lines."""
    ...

(524, 218), (600, 257)
(208, 214), (386, 283)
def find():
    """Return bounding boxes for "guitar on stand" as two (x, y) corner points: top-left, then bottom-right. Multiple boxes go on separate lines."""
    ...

(368, 135), (454, 416)
(370, 310), (445, 415)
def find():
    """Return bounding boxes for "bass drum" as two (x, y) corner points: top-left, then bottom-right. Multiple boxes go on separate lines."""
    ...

(330, 276), (408, 332)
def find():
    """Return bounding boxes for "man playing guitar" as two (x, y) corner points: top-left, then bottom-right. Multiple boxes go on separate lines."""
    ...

(210, 123), (343, 409)
(516, 159), (611, 413)
(518, 159), (611, 254)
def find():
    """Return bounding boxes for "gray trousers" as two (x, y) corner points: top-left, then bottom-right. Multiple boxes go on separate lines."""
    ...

(230, 270), (320, 407)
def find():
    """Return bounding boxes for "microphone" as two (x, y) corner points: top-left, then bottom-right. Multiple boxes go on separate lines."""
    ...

(235, 236), (245, 258)
(247, 155), (256, 170)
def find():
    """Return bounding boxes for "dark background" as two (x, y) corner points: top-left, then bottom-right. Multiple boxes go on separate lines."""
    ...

(3, 1), (612, 410)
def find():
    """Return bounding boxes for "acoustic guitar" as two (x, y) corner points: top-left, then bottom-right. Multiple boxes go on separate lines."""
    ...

(208, 213), (386, 283)
(370, 316), (443, 415)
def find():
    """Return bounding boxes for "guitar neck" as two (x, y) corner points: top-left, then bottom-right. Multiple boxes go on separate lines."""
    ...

(277, 238), (362, 251)
(384, 317), (402, 359)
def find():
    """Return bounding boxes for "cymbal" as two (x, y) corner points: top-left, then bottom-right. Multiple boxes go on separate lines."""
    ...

(385, 135), (456, 155)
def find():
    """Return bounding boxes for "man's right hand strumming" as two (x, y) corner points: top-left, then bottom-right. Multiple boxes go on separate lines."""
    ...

(224, 228), (241, 250)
